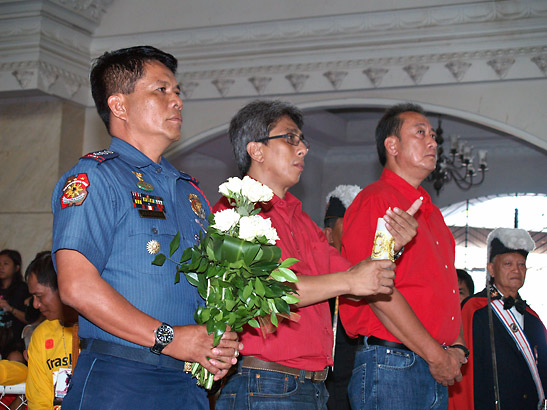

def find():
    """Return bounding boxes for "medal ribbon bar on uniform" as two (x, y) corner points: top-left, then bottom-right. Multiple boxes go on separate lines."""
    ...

(491, 299), (545, 404)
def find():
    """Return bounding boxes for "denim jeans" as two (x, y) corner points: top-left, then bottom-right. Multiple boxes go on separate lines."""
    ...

(61, 350), (208, 410)
(348, 338), (448, 410)
(216, 362), (329, 410)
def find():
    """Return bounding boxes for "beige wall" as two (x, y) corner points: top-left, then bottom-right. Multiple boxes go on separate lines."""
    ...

(0, 97), (85, 270)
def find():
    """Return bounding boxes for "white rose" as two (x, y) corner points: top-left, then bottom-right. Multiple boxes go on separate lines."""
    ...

(238, 215), (278, 244)
(212, 208), (240, 232)
(219, 177), (243, 198)
(241, 176), (273, 203)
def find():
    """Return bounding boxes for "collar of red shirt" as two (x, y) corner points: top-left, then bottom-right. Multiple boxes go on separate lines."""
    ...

(380, 168), (433, 215)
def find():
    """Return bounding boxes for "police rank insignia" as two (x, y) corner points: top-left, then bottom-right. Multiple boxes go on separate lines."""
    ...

(132, 192), (166, 219)
(60, 174), (90, 209)
(189, 193), (206, 220)
(132, 171), (154, 192)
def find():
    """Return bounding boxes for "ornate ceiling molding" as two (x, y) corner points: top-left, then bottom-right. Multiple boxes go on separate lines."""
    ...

(1, 0), (545, 105)
(49, 0), (113, 24)
(0, 0), (113, 104)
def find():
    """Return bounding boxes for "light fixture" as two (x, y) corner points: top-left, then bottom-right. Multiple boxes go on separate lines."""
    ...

(428, 117), (488, 195)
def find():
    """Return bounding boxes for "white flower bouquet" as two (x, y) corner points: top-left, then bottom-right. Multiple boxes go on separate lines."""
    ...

(153, 176), (299, 388)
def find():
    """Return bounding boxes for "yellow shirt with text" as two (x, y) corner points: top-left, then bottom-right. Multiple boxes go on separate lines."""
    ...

(26, 320), (73, 410)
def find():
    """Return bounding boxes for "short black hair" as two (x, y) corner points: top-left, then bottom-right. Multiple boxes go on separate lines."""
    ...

(90, 45), (178, 131)
(229, 100), (304, 177)
(25, 251), (57, 291)
(0, 249), (23, 284)
(456, 268), (474, 296)
(375, 103), (425, 166)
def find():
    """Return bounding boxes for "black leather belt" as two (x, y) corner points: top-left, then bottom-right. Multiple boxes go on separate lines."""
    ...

(80, 338), (191, 371)
(359, 336), (410, 352)
(241, 355), (328, 382)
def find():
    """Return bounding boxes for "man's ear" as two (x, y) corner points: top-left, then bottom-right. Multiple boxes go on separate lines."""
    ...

(384, 135), (399, 158)
(107, 94), (127, 121)
(487, 262), (495, 279)
(323, 227), (334, 246)
(247, 141), (264, 163)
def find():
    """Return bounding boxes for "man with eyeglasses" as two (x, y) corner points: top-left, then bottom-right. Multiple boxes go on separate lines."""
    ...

(213, 99), (421, 409)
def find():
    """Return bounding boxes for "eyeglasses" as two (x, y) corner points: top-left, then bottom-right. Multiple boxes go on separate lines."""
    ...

(257, 133), (310, 150)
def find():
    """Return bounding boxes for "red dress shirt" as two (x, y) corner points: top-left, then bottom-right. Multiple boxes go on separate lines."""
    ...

(213, 191), (351, 371)
(340, 169), (460, 346)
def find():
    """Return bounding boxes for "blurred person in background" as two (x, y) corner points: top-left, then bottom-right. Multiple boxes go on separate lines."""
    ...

(0, 249), (30, 363)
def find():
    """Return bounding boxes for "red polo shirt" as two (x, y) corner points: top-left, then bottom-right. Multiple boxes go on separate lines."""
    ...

(340, 169), (460, 346)
(213, 191), (351, 371)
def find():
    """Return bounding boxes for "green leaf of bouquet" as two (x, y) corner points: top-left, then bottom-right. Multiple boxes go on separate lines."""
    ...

(248, 318), (260, 328)
(175, 271), (180, 284)
(270, 267), (297, 283)
(279, 258), (299, 268)
(242, 283), (253, 300)
(264, 283), (283, 298)
(197, 258), (209, 273)
(199, 307), (211, 322)
(278, 267), (299, 283)
(206, 320), (215, 335)
(169, 232), (180, 257)
(250, 261), (279, 273)
(254, 278), (265, 297)
(249, 208), (261, 216)
(213, 321), (227, 346)
(274, 298), (290, 315)
(225, 298), (237, 311)
(258, 245), (282, 263)
(282, 293), (300, 305)
(270, 312), (278, 327)
(151, 253), (166, 266)
(184, 272), (199, 287)
(233, 276), (245, 289)
(179, 247), (192, 263)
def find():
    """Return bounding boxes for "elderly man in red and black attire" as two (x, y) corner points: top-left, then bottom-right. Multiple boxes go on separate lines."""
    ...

(213, 99), (420, 410)
(340, 103), (468, 410)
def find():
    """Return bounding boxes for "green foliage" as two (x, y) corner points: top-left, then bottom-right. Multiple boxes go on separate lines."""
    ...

(154, 223), (300, 388)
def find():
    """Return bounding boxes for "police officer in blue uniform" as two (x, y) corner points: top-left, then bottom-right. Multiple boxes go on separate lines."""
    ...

(52, 46), (240, 409)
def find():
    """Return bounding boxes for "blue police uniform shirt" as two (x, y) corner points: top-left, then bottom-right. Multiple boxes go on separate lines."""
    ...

(52, 137), (209, 349)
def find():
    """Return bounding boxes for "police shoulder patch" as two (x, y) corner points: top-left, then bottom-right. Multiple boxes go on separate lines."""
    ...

(81, 150), (119, 163)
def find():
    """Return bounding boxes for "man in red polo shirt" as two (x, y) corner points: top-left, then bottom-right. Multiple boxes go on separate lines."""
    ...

(214, 100), (421, 409)
(340, 103), (468, 410)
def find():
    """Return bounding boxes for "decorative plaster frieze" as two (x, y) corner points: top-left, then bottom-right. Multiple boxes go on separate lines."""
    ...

(179, 81), (199, 98)
(212, 78), (235, 97)
(362, 67), (388, 87)
(248, 76), (271, 95)
(531, 54), (547, 76)
(323, 71), (347, 90)
(49, 0), (114, 23)
(403, 64), (429, 85)
(39, 69), (59, 90)
(445, 60), (471, 82)
(487, 56), (515, 78)
(101, 1), (546, 54)
(179, 46), (546, 81)
(12, 70), (35, 89)
(285, 73), (309, 92)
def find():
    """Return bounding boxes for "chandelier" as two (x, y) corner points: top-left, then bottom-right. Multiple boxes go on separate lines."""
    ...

(428, 117), (488, 195)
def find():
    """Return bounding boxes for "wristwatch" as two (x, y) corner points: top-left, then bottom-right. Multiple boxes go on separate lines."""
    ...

(150, 322), (174, 355)
(448, 344), (470, 360)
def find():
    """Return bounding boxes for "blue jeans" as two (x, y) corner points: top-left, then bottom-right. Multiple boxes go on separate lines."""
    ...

(348, 339), (448, 410)
(61, 350), (208, 410)
(216, 362), (329, 410)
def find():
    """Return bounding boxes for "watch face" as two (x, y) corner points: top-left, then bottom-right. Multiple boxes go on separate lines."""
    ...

(156, 324), (174, 345)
